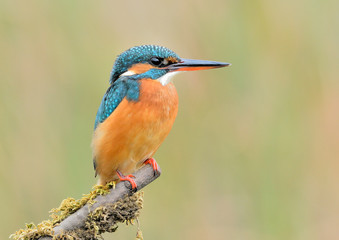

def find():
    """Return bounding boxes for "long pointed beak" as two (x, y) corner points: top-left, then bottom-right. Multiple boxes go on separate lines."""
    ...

(168, 58), (231, 72)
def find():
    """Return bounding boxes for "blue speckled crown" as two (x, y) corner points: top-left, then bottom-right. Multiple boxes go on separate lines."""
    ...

(109, 45), (181, 84)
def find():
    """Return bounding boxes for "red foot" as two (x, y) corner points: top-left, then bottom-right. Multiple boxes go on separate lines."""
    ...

(144, 158), (159, 175)
(116, 170), (137, 190)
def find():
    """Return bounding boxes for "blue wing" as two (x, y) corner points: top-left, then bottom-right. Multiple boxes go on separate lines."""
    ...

(93, 77), (141, 174)
(94, 80), (128, 129)
(93, 80), (127, 175)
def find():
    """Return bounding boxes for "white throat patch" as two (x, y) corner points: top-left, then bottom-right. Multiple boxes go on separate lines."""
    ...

(121, 70), (180, 86)
(157, 72), (179, 86)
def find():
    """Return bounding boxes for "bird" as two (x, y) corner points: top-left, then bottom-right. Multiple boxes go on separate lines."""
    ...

(92, 45), (230, 188)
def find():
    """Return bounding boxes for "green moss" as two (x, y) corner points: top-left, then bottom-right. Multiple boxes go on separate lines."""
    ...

(10, 182), (144, 240)
(49, 182), (115, 225)
(64, 192), (144, 239)
(9, 221), (55, 240)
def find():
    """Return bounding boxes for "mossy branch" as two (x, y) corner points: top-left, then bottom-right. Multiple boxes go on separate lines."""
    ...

(12, 164), (161, 240)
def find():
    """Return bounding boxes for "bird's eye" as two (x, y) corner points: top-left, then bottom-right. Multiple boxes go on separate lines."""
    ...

(150, 57), (163, 66)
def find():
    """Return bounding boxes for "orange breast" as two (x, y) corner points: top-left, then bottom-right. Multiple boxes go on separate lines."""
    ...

(92, 79), (178, 185)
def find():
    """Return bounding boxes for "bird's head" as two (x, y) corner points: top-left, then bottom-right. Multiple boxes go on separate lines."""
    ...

(110, 45), (230, 85)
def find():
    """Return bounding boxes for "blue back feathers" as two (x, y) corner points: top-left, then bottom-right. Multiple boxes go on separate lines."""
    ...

(94, 45), (180, 129)
(94, 77), (140, 129)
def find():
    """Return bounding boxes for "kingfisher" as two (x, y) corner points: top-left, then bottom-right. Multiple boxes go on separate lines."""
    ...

(92, 45), (230, 188)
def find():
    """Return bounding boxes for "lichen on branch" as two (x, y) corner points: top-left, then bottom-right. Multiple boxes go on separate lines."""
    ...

(10, 164), (160, 240)
(10, 184), (143, 240)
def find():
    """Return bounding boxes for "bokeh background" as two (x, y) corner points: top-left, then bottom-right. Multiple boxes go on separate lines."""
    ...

(1, 0), (339, 239)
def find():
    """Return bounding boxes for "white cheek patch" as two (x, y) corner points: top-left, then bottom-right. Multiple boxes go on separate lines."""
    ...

(121, 70), (136, 76)
(157, 72), (180, 86)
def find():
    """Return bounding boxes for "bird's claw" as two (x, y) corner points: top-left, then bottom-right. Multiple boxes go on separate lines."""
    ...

(144, 158), (160, 176)
(116, 170), (137, 191)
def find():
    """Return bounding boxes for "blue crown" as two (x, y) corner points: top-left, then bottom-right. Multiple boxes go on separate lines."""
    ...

(109, 45), (180, 84)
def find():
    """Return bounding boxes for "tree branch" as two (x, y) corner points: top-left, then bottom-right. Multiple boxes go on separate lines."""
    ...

(39, 164), (161, 239)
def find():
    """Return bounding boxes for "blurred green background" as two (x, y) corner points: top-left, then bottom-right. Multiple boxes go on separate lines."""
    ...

(1, 0), (339, 239)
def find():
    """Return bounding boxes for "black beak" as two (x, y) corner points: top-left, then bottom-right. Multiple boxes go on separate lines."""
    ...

(168, 58), (231, 72)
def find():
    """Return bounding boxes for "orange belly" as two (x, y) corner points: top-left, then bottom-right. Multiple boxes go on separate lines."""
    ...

(92, 79), (178, 185)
